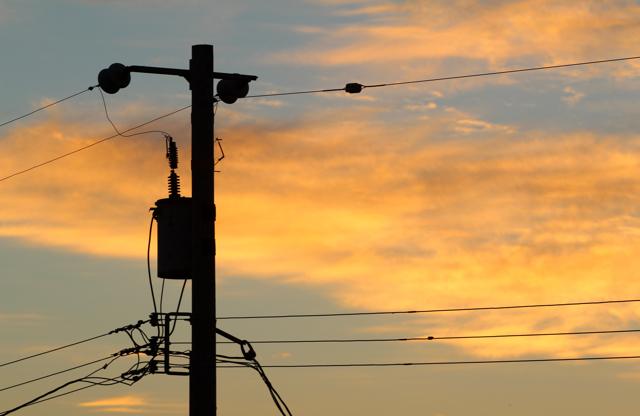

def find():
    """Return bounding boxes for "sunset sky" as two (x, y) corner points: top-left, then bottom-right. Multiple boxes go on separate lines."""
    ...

(2, 0), (640, 415)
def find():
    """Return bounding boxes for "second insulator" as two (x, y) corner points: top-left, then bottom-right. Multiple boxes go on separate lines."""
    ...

(168, 171), (180, 198)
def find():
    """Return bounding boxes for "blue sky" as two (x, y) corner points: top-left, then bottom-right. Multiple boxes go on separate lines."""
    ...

(2, 0), (640, 415)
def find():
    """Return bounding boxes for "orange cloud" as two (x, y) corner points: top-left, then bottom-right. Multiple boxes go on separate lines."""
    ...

(3, 101), (640, 360)
(275, 0), (640, 83)
(0, 107), (188, 258)
(0, 312), (46, 324)
(79, 395), (147, 413)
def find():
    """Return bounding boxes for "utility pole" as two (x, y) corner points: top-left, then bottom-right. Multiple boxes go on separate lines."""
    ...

(189, 44), (216, 416)
(98, 44), (256, 416)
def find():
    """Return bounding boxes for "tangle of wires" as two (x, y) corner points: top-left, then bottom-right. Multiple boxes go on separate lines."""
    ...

(0, 320), (160, 416)
(217, 332), (293, 416)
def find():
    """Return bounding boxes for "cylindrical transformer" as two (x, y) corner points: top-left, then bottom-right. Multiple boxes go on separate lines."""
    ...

(154, 197), (192, 279)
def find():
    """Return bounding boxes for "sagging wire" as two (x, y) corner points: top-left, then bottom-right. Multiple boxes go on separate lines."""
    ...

(147, 136), (185, 325)
(0, 85), (98, 129)
(158, 135), (180, 316)
(99, 84), (177, 335)
(216, 328), (293, 416)
(169, 280), (188, 337)
(98, 87), (173, 140)
(0, 321), (150, 394)
(0, 320), (144, 369)
(147, 211), (159, 317)
(157, 135), (185, 325)
(0, 321), (158, 416)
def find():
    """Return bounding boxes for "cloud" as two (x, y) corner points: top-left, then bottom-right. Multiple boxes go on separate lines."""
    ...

(78, 394), (185, 414)
(79, 395), (147, 414)
(563, 86), (586, 106)
(334, 3), (400, 16)
(0, 312), (46, 324)
(454, 118), (515, 134)
(0, 106), (187, 258)
(3, 98), (640, 360)
(405, 101), (438, 112)
(274, 0), (640, 84)
(212, 109), (640, 358)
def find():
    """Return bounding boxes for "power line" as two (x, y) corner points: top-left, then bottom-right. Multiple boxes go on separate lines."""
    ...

(218, 354), (640, 369)
(0, 105), (190, 184)
(245, 86), (346, 98)
(170, 280), (189, 336)
(3, 55), (638, 184)
(18, 375), (129, 410)
(0, 320), (149, 369)
(215, 333), (294, 416)
(214, 328), (640, 344)
(218, 298), (640, 320)
(244, 55), (640, 99)
(0, 86), (97, 129)
(98, 87), (172, 139)
(147, 212), (159, 316)
(363, 56), (640, 89)
(0, 334), (110, 369)
(0, 356), (113, 393)
(0, 350), (152, 416)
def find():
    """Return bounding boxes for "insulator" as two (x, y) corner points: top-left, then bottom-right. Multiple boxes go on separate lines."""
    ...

(97, 63), (131, 94)
(168, 171), (180, 198)
(168, 140), (178, 170)
(217, 79), (249, 104)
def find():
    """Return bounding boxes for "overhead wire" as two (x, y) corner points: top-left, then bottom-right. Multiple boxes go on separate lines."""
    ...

(214, 328), (640, 345)
(243, 55), (640, 99)
(216, 334), (293, 416)
(0, 321), (150, 394)
(0, 320), (149, 369)
(217, 298), (640, 320)
(252, 360), (294, 416)
(0, 323), (157, 416)
(0, 104), (190, 184)
(169, 280), (188, 336)
(0, 356), (120, 416)
(0, 332), (111, 369)
(147, 212), (159, 316)
(218, 354), (640, 369)
(0, 85), (97, 129)
(362, 56), (640, 89)
(2, 55), (638, 184)
(217, 357), (293, 416)
(0, 349), (151, 416)
(97, 87), (173, 139)
(18, 365), (151, 412)
(0, 355), (114, 393)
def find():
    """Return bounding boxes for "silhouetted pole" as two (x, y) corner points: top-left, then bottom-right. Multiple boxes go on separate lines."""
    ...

(190, 44), (216, 416)
(99, 44), (256, 416)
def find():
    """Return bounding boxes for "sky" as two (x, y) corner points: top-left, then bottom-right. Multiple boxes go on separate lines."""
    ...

(2, 0), (640, 414)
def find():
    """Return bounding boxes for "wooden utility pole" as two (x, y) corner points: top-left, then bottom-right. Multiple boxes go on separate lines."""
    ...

(189, 44), (216, 416)
(98, 44), (256, 416)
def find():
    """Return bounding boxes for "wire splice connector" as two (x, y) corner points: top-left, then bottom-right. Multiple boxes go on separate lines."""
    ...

(345, 83), (363, 94)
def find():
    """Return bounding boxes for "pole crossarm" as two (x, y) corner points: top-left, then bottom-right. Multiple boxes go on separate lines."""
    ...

(127, 65), (190, 78)
(127, 65), (257, 83)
